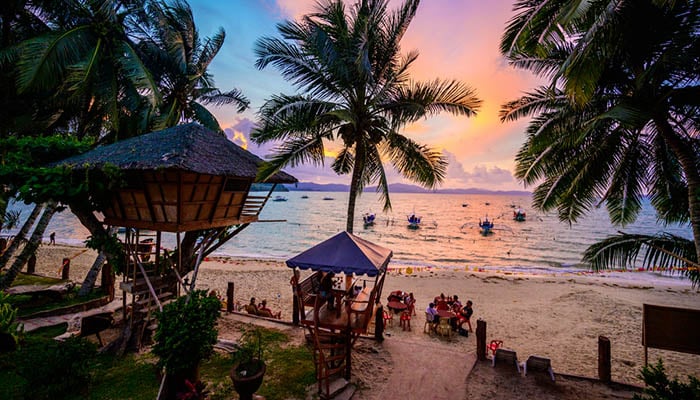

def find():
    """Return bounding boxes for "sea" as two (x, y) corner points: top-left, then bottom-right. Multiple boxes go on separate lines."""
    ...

(6, 192), (695, 286)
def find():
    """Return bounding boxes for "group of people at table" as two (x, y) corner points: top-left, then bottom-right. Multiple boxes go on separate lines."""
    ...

(426, 293), (474, 333)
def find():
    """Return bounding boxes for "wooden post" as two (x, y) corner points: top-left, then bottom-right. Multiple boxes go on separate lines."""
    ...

(476, 319), (487, 361)
(0, 238), (6, 254)
(102, 263), (114, 301)
(598, 335), (611, 383)
(375, 305), (384, 341)
(226, 282), (234, 313)
(27, 254), (36, 274)
(61, 258), (70, 280)
(292, 294), (299, 325)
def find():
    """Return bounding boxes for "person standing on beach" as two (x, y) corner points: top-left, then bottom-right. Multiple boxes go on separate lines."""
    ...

(49, 232), (56, 245)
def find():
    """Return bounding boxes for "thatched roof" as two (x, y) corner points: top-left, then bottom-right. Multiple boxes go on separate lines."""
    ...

(55, 123), (297, 184)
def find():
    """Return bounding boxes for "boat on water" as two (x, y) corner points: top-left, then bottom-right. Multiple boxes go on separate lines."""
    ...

(363, 213), (376, 227)
(323, 197), (334, 201)
(479, 217), (494, 235)
(272, 196), (288, 202)
(301, 195), (309, 199)
(407, 214), (422, 229)
(513, 208), (526, 222)
(462, 203), (469, 207)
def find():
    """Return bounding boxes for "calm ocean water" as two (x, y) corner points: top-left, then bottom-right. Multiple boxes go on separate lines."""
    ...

(8, 192), (694, 283)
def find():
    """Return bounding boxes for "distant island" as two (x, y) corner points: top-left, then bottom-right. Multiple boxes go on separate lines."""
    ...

(281, 182), (530, 196)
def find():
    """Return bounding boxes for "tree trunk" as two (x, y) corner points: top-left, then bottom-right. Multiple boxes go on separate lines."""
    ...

(346, 145), (366, 234)
(0, 203), (43, 271)
(0, 200), (57, 290)
(655, 116), (700, 263)
(69, 205), (124, 272)
(78, 251), (107, 297)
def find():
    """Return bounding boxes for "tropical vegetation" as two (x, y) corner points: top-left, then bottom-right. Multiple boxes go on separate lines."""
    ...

(499, 0), (700, 284)
(0, 0), (249, 290)
(251, 0), (482, 233)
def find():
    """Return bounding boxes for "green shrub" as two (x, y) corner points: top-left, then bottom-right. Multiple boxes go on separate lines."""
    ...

(153, 290), (221, 375)
(634, 359), (700, 400)
(17, 336), (97, 399)
(0, 292), (23, 351)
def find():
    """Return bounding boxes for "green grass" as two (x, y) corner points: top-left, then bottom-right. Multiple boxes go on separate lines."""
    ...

(11, 272), (64, 286)
(9, 286), (107, 318)
(0, 324), (316, 400)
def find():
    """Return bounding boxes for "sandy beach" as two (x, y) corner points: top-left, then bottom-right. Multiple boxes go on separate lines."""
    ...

(28, 244), (700, 395)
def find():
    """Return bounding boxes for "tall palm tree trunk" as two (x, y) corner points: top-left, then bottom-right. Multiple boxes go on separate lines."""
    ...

(0, 200), (57, 290)
(78, 251), (108, 297)
(346, 147), (366, 234)
(0, 203), (43, 271)
(655, 117), (700, 262)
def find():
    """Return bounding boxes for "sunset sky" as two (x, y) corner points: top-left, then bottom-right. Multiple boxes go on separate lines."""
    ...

(188, 0), (541, 191)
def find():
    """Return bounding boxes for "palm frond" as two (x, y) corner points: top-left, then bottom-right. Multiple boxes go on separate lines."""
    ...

(583, 232), (699, 286)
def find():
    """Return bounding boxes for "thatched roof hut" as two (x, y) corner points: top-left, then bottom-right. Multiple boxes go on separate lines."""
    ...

(56, 123), (297, 232)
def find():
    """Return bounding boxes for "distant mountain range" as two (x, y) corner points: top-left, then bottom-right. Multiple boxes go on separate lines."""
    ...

(283, 182), (530, 196)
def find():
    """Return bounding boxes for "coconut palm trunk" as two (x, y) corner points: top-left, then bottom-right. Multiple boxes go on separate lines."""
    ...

(78, 251), (107, 297)
(346, 147), (366, 234)
(0, 200), (56, 290)
(654, 117), (700, 262)
(0, 203), (43, 271)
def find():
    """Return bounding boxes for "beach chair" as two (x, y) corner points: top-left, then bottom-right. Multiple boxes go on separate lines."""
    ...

(492, 348), (521, 373)
(488, 340), (503, 357)
(523, 355), (555, 381)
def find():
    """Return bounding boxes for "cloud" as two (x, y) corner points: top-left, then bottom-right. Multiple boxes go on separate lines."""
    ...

(443, 150), (516, 188)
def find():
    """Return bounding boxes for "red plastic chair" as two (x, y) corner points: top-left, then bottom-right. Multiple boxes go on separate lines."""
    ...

(383, 309), (393, 327)
(399, 311), (412, 331)
(488, 340), (503, 357)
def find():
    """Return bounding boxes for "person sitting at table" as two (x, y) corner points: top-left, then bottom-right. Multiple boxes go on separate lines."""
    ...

(457, 300), (474, 332)
(257, 299), (282, 319)
(404, 292), (416, 315)
(319, 272), (335, 310)
(245, 297), (259, 315)
(435, 293), (449, 311)
(426, 302), (439, 324)
(451, 294), (463, 313)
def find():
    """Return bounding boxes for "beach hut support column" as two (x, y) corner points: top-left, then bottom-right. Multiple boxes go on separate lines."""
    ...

(476, 319), (487, 361)
(227, 282), (234, 312)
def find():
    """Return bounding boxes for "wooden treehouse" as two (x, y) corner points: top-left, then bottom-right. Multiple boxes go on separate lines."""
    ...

(56, 123), (297, 345)
(287, 231), (392, 399)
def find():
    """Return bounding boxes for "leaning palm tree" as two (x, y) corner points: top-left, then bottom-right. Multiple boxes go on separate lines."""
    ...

(252, 0), (481, 233)
(500, 0), (700, 277)
(138, 0), (249, 132)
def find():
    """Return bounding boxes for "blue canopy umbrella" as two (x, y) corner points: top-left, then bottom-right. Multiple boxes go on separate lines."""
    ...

(286, 231), (392, 277)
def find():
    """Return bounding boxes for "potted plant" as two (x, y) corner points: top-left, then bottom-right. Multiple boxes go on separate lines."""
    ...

(0, 292), (23, 353)
(230, 328), (267, 400)
(152, 290), (221, 400)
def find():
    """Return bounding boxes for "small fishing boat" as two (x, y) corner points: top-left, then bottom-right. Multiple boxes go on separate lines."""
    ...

(479, 217), (494, 235)
(363, 213), (376, 227)
(322, 197), (334, 201)
(407, 214), (422, 230)
(462, 203), (469, 207)
(272, 196), (288, 202)
(513, 208), (526, 222)
(301, 195), (309, 199)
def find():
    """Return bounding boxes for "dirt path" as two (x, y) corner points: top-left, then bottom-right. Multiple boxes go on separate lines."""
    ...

(360, 335), (476, 400)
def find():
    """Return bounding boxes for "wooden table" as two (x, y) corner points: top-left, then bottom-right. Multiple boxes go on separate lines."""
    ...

(437, 310), (456, 319)
(387, 300), (408, 313)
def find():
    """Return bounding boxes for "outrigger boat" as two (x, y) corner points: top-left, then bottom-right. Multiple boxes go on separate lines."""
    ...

(513, 208), (526, 222)
(407, 213), (422, 229)
(363, 213), (376, 227)
(479, 217), (494, 235)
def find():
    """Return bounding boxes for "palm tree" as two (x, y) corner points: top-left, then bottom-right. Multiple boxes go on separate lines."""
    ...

(13, 0), (159, 140)
(499, 0), (700, 276)
(252, 0), (481, 233)
(138, 0), (249, 132)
